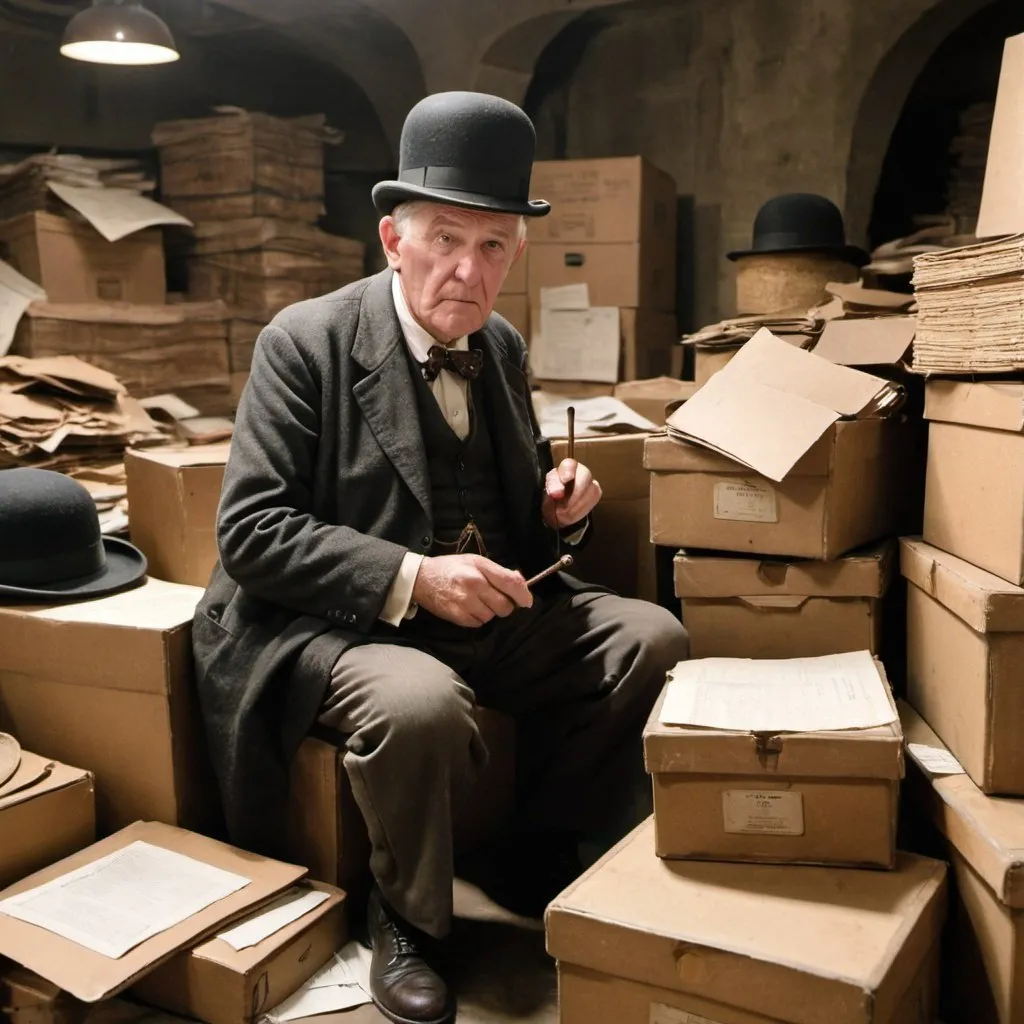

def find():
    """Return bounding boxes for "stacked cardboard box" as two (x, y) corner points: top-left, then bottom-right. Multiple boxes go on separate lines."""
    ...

(493, 247), (528, 338)
(526, 157), (679, 390)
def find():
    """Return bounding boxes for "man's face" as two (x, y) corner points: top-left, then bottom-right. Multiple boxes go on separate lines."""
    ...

(380, 203), (526, 343)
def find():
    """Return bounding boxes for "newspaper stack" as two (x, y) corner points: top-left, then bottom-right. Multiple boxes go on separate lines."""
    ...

(0, 153), (155, 222)
(912, 234), (1024, 374)
(683, 311), (824, 353)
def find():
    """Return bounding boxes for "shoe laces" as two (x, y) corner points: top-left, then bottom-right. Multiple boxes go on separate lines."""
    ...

(385, 916), (420, 959)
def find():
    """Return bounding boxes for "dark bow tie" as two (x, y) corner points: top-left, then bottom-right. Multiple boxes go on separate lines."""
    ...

(421, 344), (484, 383)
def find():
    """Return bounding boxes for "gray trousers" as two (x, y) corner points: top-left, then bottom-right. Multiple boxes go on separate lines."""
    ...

(317, 588), (689, 938)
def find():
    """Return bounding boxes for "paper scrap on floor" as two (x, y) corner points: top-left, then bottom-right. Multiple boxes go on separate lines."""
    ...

(215, 887), (330, 952)
(263, 942), (373, 1022)
(536, 395), (657, 438)
(0, 259), (46, 356)
(659, 650), (896, 733)
(531, 283), (621, 384)
(0, 840), (250, 959)
(907, 742), (966, 777)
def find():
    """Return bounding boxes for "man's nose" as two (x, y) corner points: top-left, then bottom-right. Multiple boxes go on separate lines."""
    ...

(454, 252), (483, 285)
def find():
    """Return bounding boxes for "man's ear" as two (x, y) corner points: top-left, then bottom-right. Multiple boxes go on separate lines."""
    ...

(510, 237), (527, 265)
(379, 217), (402, 270)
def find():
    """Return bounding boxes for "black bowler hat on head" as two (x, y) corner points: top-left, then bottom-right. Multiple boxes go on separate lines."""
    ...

(372, 91), (551, 219)
(0, 468), (147, 602)
(728, 193), (869, 266)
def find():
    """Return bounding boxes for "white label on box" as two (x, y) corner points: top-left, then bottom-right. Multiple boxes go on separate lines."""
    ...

(722, 790), (805, 836)
(907, 742), (966, 777)
(650, 1004), (724, 1024)
(713, 480), (778, 523)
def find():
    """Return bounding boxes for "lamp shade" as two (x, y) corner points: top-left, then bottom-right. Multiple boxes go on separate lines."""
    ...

(61, 1), (179, 66)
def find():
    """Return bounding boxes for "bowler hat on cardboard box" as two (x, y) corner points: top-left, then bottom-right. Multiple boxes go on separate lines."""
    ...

(0, 468), (147, 601)
(372, 91), (551, 219)
(728, 193), (869, 266)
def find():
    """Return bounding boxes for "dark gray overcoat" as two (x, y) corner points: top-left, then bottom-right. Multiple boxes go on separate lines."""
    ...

(193, 269), (569, 856)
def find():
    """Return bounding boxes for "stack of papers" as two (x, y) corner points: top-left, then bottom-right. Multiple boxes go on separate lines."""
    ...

(912, 234), (1024, 373)
(682, 312), (824, 352)
(262, 942), (373, 1021)
(533, 394), (658, 438)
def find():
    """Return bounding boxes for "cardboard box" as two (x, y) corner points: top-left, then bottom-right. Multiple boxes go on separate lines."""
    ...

(286, 708), (515, 892)
(901, 700), (1024, 1023)
(0, 752), (95, 889)
(902, 537), (1024, 795)
(0, 821), (305, 1003)
(643, 660), (902, 868)
(133, 881), (345, 1024)
(694, 344), (737, 385)
(0, 212), (166, 305)
(613, 378), (695, 425)
(529, 157), (677, 256)
(0, 579), (220, 834)
(674, 541), (895, 659)
(923, 380), (1024, 585)
(551, 434), (655, 602)
(493, 294), (528, 338)
(503, 252), (527, 294)
(547, 818), (946, 1024)
(531, 380), (614, 398)
(125, 444), (230, 588)
(528, 242), (675, 313)
(645, 420), (908, 559)
(0, 965), (88, 1024)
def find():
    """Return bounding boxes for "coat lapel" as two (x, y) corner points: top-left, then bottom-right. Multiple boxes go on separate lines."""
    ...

(351, 271), (431, 518)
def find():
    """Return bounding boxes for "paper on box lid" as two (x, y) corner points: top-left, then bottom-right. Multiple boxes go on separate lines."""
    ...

(923, 379), (1024, 432)
(127, 443), (231, 470)
(813, 317), (917, 367)
(673, 540), (895, 600)
(644, 673), (903, 779)
(900, 538), (1024, 633)
(546, 819), (946, 1024)
(900, 700), (1024, 907)
(977, 32), (1024, 238)
(0, 821), (305, 1002)
(666, 329), (902, 481)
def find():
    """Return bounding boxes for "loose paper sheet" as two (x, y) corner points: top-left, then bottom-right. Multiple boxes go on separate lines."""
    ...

(540, 283), (590, 310)
(264, 942), (372, 1021)
(659, 651), (896, 733)
(537, 395), (657, 438)
(48, 183), (193, 242)
(532, 306), (620, 383)
(977, 32), (1024, 237)
(215, 887), (330, 952)
(907, 742), (966, 777)
(0, 259), (46, 356)
(0, 840), (250, 959)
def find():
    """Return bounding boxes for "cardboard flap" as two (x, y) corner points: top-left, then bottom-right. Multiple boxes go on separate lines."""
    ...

(923, 380), (1024, 432)
(674, 541), (895, 599)
(736, 595), (808, 610)
(899, 701), (1024, 907)
(0, 821), (306, 1002)
(666, 330), (897, 482)
(814, 318), (917, 367)
(900, 538), (1024, 633)
(546, 820), (946, 1024)
(126, 443), (231, 470)
(978, 32), (1024, 238)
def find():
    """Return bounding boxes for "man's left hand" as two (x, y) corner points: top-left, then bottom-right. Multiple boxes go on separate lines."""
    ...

(542, 459), (602, 531)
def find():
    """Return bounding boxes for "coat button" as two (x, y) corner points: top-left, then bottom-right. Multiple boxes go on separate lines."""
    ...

(458, 459), (466, 472)
(345, 613), (356, 625)
(421, 535), (431, 546)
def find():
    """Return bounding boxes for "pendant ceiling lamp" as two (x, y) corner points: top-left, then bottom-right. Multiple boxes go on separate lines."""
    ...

(61, 0), (180, 66)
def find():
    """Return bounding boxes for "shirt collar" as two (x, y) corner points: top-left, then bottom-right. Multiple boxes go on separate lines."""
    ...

(391, 272), (468, 363)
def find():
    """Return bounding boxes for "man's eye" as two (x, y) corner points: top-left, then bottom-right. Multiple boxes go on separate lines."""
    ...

(438, 234), (452, 244)
(485, 241), (504, 252)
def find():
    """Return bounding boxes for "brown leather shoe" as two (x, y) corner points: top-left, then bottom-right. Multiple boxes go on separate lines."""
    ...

(367, 886), (454, 1024)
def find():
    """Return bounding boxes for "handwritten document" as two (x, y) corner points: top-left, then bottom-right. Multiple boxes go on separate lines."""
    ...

(659, 651), (897, 733)
(216, 887), (330, 951)
(907, 742), (965, 777)
(532, 306), (621, 383)
(0, 840), (250, 959)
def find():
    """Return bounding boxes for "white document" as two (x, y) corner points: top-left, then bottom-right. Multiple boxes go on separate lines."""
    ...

(659, 651), (897, 733)
(215, 887), (330, 952)
(0, 259), (46, 356)
(532, 306), (620, 383)
(907, 742), (966, 777)
(540, 282), (590, 310)
(264, 942), (372, 1022)
(48, 183), (193, 242)
(537, 395), (657, 438)
(306, 941), (372, 991)
(0, 840), (251, 959)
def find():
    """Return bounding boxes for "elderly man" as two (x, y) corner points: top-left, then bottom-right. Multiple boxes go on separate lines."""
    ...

(194, 91), (688, 1024)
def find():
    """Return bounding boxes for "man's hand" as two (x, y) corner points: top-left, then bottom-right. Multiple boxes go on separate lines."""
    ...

(412, 554), (533, 628)
(542, 459), (602, 531)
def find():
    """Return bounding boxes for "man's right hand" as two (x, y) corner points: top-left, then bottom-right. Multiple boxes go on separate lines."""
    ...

(412, 554), (533, 628)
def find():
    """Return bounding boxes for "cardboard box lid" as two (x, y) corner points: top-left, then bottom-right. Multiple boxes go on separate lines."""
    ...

(900, 538), (1024, 634)
(546, 819), (946, 1024)
(126, 442), (231, 470)
(665, 329), (902, 482)
(674, 540), (895, 601)
(977, 32), (1024, 238)
(813, 317), (917, 368)
(923, 379), (1024, 432)
(644, 680), (903, 780)
(900, 700), (1024, 907)
(0, 821), (305, 1003)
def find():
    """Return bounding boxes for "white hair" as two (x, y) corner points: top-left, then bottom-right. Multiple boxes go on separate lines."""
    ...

(391, 200), (527, 244)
